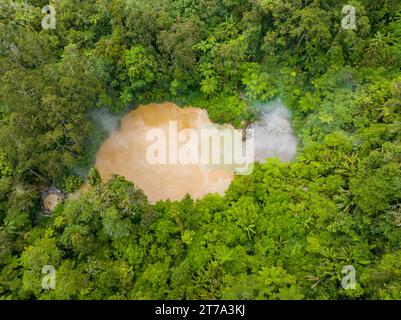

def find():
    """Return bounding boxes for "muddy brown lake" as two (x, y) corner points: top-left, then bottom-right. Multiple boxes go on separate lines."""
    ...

(94, 101), (297, 203)
(95, 102), (236, 202)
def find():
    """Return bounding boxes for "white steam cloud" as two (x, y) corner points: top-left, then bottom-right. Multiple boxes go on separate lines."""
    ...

(91, 108), (120, 136)
(248, 100), (298, 163)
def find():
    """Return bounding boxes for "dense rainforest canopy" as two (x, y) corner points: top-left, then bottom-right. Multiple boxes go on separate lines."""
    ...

(0, 0), (401, 299)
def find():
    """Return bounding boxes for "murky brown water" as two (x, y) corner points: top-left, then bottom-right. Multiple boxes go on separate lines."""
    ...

(95, 103), (235, 202)
(43, 192), (64, 213)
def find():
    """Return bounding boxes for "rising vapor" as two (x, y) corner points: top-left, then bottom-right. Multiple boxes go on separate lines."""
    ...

(248, 100), (298, 163)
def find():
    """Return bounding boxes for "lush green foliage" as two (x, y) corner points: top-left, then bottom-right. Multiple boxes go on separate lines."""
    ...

(0, 0), (401, 300)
